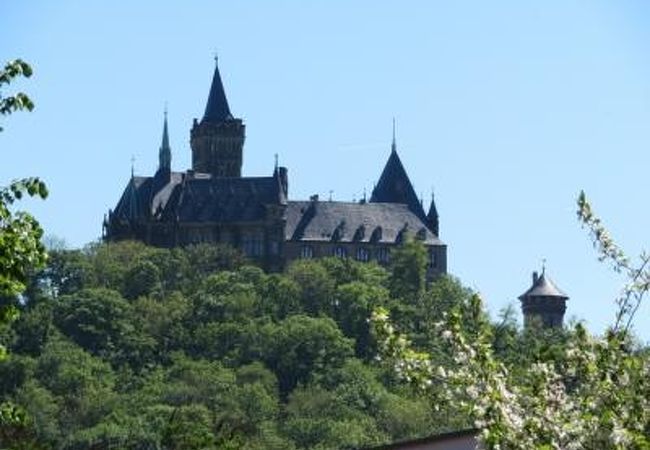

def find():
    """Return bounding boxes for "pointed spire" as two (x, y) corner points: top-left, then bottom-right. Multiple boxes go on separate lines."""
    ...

(427, 189), (439, 236)
(159, 108), (172, 171)
(203, 56), (233, 122)
(391, 117), (397, 153)
(370, 132), (426, 221)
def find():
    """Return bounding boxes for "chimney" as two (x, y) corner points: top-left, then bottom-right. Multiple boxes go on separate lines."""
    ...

(532, 271), (539, 285)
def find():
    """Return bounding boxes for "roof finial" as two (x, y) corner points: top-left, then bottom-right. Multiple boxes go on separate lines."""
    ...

(130, 155), (135, 178)
(391, 117), (397, 153)
(542, 258), (547, 274)
(274, 153), (279, 170)
(213, 50), (218, 62)
(329, 190), (333, 202)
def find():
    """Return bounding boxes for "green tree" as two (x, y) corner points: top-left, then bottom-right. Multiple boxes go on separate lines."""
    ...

(262, 315), (354, 394)
(0, 58), (49, 446)
(388, 237), (427, 302)
(372, 193), (650, 449)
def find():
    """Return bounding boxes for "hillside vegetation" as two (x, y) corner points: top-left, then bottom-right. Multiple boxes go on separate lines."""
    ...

(0, 239), (554, 449)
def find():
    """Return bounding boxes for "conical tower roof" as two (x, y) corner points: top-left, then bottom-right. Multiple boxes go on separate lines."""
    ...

(519, 271), (568, 300)
(370, 135), (425, 220)
(203, 58), (233, 122)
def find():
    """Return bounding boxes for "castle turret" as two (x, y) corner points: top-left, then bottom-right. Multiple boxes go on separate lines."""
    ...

(427, 191), (439, 236)
(519, 269), (568, 329)
(190, 57), (245, 177)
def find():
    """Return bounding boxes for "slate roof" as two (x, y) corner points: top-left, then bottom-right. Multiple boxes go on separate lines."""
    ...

(285, 200), (443, 245)
(112, 171), (285, 224)
(370, 148), (427, 220)
(519, 272), (568, 300)
(203, 59), (233, 122)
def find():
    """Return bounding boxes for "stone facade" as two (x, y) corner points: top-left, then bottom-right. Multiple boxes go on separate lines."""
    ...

(104, 59), (447, 276)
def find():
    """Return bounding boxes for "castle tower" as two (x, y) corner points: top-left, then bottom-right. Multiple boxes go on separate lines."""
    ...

(190, 58), (245, 177)
(519, 269), (568, 329)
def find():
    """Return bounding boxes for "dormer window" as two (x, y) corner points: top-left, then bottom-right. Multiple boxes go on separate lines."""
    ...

(396, 223), (409, 244)
(332, 220), (346, 242)
(370, 227), (382, 243)
(353, 225), (365, 242)
(416, 227), (427, 241)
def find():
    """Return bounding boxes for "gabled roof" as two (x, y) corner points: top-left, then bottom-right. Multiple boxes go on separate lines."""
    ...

(203, 58), (233, 122)
(285, 200), (443, 245)
(519, 272), (568, 300)
(370, 148), (426, 221)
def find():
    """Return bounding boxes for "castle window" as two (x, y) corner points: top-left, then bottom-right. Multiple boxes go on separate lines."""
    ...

(333, 246), (347, 258)
(242, 233), (264, 257)
(377, 247), (390, 263)
(370, 227), (382, 243)
(429, 250), (437, 268)
(300, 245), (314, 259)
(416, 227), (427, 241)
(356, 247), (370, 262)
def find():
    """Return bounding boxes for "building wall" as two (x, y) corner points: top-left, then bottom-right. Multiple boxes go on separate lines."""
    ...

(283, 240), (447, 277)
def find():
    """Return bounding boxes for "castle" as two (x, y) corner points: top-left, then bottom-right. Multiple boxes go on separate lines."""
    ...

(104, 59), (447, 276)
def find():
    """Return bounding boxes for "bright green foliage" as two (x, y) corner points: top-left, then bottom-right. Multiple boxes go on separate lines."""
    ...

(5, 241), (483, 448)
(0, 59), (34, 131)
(388, 237), (427, 302)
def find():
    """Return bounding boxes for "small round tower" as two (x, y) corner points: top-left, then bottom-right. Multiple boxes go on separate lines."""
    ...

(519, 269), (568, 329)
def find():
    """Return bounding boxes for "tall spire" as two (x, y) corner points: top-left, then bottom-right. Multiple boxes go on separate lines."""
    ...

(159, 108), (171, 171)
(203, 56), (233, 122)
(427, 189), (439, 236)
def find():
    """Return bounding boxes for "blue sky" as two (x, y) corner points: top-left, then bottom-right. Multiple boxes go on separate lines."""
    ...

(2, 1), (650, 341)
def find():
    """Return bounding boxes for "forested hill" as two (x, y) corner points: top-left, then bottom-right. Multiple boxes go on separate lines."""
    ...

(0, 240), (558, 449)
